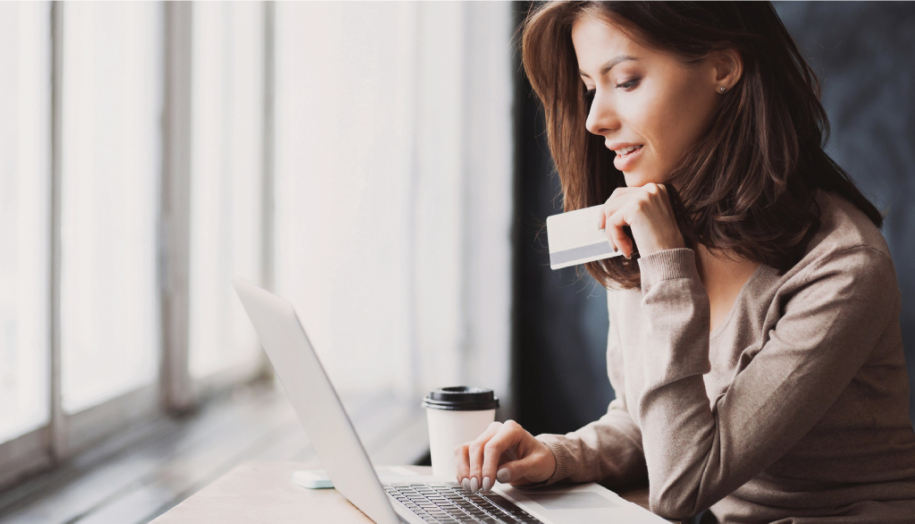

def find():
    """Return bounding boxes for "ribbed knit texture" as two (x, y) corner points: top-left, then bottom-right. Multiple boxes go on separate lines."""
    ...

(533, 191), (915, 522)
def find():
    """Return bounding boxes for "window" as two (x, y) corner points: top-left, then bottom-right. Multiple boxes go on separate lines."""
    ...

(0, 1), (51, 445)
(0, 1), (272, 488)
(274, 2), (418, 394)
(59, 2), (163, 414)
(0, 0), (513, 492)
(188, 2), (265, 380)
(273, 2), (513, 400)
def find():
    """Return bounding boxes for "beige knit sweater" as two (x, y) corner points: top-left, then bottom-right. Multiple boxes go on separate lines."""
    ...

(534, 190), (915, 523)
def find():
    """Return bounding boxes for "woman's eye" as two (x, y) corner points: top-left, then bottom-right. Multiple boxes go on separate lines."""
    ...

(616, 79), (639, 90)
(585, 89), (596, 101)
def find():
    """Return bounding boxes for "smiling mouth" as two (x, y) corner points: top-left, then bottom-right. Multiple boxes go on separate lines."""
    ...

(615, 145), (643, 157)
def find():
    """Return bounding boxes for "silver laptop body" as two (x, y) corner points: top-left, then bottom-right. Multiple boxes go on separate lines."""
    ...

(233, 277), (668, 524)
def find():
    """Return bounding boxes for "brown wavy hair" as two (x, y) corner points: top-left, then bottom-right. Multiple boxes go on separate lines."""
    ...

(521, 1), (883, 289)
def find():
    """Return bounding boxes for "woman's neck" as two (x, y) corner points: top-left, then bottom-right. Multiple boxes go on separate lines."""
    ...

(692, 243), (754, 275)
(693, 243), (761, 332)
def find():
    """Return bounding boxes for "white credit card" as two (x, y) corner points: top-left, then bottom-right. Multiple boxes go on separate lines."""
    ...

(547, 204), (623, 270)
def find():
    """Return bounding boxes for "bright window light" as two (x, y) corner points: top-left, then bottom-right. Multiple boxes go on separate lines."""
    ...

(188, 2), (265, 379)
(0, 1), (51, 444)
(273, 3), (417, 393)
(60, 3), (162, 413)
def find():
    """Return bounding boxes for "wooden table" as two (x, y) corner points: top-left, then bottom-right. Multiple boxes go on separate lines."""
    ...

(152, 462), (681, 523)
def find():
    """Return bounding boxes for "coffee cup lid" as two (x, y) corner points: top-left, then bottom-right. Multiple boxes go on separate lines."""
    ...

(422, 386), (499, 411)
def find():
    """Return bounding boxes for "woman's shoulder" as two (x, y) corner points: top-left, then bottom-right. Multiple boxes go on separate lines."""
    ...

(786, 190), (898, 294)
(805, 190), (890, 258)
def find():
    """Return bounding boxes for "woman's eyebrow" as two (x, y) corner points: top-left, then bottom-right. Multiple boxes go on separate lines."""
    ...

(579, 55), (639, 78)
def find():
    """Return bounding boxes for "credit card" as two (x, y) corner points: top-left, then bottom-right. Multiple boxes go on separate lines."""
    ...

(546, 204), (623, 270)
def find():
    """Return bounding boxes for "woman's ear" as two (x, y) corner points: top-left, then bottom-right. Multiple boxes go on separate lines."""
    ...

(711, 48), (743, 90)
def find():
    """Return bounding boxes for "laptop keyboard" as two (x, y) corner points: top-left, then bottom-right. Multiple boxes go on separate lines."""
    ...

(384, 482), (544, 523)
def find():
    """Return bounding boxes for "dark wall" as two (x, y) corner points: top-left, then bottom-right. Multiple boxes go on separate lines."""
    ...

(510, 94), (614, 436)
(511, 1), (915, 436)
(511, 4), (614, 436)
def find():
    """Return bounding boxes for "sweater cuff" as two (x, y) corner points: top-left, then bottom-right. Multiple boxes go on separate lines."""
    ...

(637, 248), (698, 290)
(533, 434), (574, 486)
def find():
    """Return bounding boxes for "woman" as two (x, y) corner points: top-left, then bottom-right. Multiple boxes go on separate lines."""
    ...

(454, 2), (915, 522)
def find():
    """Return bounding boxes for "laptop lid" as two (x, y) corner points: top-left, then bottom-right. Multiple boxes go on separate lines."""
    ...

(232, 277), (402, 524)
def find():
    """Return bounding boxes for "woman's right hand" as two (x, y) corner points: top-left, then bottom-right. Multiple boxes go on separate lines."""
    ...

(453, 420), (557, 493)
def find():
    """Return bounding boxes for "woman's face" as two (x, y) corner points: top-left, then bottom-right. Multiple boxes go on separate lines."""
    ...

(572, 15), (730, 187)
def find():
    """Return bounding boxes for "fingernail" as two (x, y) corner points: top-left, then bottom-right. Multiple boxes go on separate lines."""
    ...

(497, 468), (511, 483)
(462, 478), (470, 492)
(482, 477), (491, 492)
(470, 477), (479, 493)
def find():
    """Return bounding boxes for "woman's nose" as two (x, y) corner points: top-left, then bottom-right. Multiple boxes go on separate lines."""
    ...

(585, 92), (618, 136)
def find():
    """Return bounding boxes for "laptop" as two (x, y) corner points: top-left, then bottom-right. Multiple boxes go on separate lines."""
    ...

(232, 277), (668, 524)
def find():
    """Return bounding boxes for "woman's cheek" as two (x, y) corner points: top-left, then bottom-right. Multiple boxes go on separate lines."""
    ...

(632, 91), (672, 182)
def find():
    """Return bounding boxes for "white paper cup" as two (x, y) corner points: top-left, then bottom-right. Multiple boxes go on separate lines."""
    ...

(422, 387), (499, 478)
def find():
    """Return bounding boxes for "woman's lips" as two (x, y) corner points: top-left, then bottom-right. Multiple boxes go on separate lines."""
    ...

(613, 144), (643, 171)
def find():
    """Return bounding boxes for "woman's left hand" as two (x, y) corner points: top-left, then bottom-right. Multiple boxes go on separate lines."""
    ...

(596, 183), (685, 259)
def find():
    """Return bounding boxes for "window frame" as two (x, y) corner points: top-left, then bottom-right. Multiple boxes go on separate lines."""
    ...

(0, 1), (514, 494)
(0, 0), (275, 490)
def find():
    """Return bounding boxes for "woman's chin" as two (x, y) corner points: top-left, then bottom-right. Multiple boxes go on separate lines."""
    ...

(623, 171), (666, 188)
(622, 172), (648, 187)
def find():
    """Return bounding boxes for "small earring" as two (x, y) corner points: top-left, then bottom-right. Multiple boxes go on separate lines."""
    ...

(719, 86), (727, 93)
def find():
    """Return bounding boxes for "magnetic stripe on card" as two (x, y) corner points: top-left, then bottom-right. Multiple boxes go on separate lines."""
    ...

(549, 241), (616, 267)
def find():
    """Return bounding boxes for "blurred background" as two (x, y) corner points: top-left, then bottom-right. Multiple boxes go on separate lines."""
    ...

(0, 2), (911, 523)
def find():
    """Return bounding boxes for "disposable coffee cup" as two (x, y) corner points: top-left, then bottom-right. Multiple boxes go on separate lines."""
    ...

(422, 386), (499, 477)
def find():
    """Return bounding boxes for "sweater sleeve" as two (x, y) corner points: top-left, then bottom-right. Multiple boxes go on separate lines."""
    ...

(635, 247), (900, 520)
(533, 306), (648, 488)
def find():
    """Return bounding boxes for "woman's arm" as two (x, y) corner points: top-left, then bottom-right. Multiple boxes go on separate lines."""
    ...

(535, 395), (648, 487)
(456, 291), (649, 492)
(636, 246), (899, 519)
(533, 294), (649, 488)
